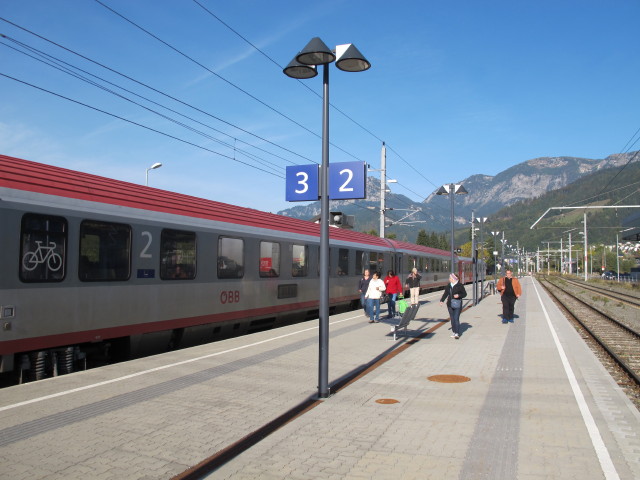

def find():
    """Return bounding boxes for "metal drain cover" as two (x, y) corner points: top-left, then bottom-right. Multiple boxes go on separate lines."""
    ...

(427, 374), (471, 383)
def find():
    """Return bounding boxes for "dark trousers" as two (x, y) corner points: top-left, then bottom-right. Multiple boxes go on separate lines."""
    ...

(501, 295), (517, 320)
(387, 293), (398, 317)
(367, 298), (381, 322)
(448, 305), (462, 335)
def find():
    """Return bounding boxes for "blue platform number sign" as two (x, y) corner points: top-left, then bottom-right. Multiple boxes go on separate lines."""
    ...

(286, 164), (319, 202)
(329, 161), (366, 200)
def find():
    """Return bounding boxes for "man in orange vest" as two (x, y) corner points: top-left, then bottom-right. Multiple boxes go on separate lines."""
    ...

(496, 269), (522, 323)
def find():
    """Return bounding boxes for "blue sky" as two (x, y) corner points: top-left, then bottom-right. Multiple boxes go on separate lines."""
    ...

(1, 0), (638, 214)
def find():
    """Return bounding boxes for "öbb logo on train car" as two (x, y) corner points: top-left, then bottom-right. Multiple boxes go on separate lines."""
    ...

(220, 290), (240, 304)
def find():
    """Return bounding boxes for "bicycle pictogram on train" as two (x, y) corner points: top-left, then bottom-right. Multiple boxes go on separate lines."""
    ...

(22, 241), (63, 272)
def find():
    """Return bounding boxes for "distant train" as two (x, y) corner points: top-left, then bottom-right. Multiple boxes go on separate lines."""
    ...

(0, 155), (482, 383)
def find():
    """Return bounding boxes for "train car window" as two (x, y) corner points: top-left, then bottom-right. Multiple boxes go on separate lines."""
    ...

(368, 252), (378, 275)
(218, 236), (244, 279)
(337, 248), (349, 276)
(405, 255), (415, 272)
(20, 213), (67, 283)
(356, 250), (364, 274)
(79, 220), (131, 281)
(259, 241), (280, 277)
(292, 244), (308, 277)
(160, 229), (196, 280)
(409, 256), (415, 272)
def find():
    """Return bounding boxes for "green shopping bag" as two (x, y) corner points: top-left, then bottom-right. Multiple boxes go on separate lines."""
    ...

(397, 297), (408, 314)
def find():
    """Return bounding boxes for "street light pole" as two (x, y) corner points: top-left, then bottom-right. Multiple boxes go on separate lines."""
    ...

(568, 233), (572, 275)
(501, 232), (505, 275)
(471, 211), (476, 305)
(318, 62), (330, 398)
(583, 212), (588, 281)
(145, 162), (162, 186)
(436, 183), (468, 273)
(475, 217), (487, 302)
(284, 38), (370, 399)
(491, 231), (500, 282)
(380, 142), (386, 237)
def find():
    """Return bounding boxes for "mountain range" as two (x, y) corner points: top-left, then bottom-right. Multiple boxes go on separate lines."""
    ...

(277, 151), (640, 247)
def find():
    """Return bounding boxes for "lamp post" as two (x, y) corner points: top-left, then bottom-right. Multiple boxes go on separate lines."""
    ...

(365, 146), (396, 238)
(284, 37), (370, 399)
(491, 231), (500, 282)
(145, 162), (162, 186)
(475, 217), (487, 302)
(500, 233), (506, 274)
(471, 211), (477, 305)
(583, 212), (588, 281)
(436, 183), (468, 273)
(563, 228), (579, 275)
(617, 227), (634, 281)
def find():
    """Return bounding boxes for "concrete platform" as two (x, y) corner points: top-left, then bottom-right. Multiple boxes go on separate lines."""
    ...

(1, 277), (638, 479)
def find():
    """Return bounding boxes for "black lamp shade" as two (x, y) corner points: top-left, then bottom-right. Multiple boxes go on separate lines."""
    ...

(296, 37), (335, 66)
(335, 43), (371, 72)
(283, 57), (318, 79)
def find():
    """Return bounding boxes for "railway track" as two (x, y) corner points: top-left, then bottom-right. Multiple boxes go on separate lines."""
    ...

(539, 276), (640, 410)
(559, 276), (640, 308)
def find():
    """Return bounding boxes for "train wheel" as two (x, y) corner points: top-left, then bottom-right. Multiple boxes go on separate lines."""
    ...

(29, 351), (47, 381)
(58, 347), (74, 374)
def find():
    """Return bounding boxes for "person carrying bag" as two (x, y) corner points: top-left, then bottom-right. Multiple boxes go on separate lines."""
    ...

(439, 273), (467, 339)
(404, 267), (422, 306)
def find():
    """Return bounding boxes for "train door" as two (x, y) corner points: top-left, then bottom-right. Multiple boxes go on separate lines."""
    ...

(394, 253), (403, 276)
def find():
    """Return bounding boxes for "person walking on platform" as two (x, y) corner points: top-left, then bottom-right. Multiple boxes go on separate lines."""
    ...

(358, 269), (371, 317)
(497, 269), (522, 323)
(439, 273), (467, 339)
(404, 267), (422, 306)
(384, 270), (402, 318)
(365, 271), (386, 323)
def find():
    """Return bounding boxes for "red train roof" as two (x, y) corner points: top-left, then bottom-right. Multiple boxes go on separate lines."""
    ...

(387, 239), (451, 258)
(1, 154), (391, 248)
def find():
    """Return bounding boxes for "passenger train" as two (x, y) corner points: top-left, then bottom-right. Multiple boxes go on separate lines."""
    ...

(0, 155), (480, 383)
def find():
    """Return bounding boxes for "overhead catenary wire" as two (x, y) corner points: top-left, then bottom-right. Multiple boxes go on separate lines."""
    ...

(567, 123), (640, 208)
(0, 72), (284, 179)
(580, 149), (640, 205)
(0, 21), (313, 165)
(192, 0), (387, 147)
(2, 7), (447, 217)
(619, 126), (640, 154)
(93, 0), (367, 164)
(0, 36), (290, 174)
(192, 0), (442, 197)
(96, 0), (451, 225)
(2, 14), (447, 228)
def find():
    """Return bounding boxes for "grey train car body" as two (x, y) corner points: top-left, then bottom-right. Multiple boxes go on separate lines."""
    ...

(0, 155), (476, 382)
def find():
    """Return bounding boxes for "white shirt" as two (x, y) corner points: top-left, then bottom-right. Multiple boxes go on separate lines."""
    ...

(365, 278), (386, 299)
